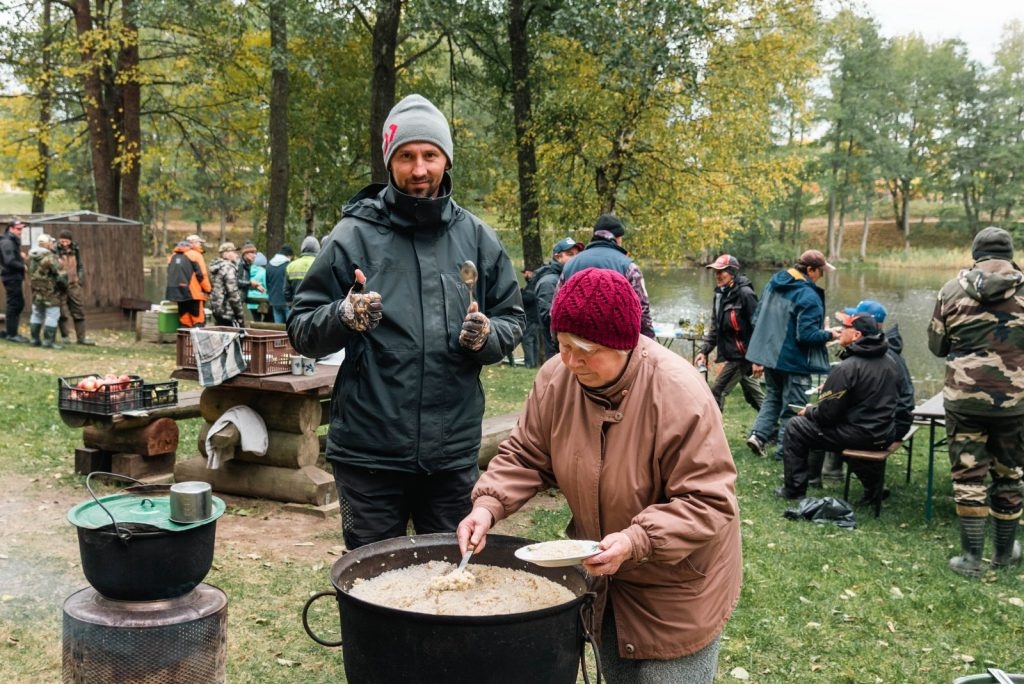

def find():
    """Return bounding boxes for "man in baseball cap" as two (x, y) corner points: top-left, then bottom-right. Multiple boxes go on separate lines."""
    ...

(695, 254), (764, 414)
(528, 237), (584, 360)
(286, 93), (524, 551)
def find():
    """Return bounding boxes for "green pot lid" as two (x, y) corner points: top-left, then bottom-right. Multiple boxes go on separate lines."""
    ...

(68, 491), (225, 532)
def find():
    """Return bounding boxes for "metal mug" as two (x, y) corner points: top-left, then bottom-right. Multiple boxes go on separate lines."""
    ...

(290, 354), (303, 375)
(302, 356), (316, 376)
(169, 481), (213, 524)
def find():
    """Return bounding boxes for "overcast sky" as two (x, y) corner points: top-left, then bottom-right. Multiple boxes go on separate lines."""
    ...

(855, 0), (1023, 65)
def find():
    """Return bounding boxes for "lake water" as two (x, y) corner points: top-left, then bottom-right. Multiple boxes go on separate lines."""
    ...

(145, 263), (952, 399)
(645, 266), (950, 399)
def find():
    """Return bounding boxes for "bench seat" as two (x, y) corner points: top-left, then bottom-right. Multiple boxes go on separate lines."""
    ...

(841, 425), (919, 518)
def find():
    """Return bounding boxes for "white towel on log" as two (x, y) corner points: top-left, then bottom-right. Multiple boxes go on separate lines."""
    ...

(206, 405), (268, 469)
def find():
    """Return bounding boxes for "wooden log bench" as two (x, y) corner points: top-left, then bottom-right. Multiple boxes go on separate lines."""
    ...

(841, 425), (919, 518)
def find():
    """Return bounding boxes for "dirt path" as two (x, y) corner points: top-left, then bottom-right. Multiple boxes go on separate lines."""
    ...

(0, 473), (563, 611)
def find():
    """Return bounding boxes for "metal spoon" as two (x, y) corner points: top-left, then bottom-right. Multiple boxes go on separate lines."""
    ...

(454, 545), (475, 573)
(460, 261), (478, 307)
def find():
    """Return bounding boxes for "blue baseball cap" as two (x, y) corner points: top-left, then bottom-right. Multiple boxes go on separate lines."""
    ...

(843, 300), (887, 323)
(552, 237), (581, 255)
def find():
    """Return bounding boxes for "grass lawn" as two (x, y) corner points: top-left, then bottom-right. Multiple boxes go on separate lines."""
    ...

(0, 331), (1020, 682)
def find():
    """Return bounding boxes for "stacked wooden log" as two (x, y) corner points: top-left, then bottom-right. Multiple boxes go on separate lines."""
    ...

(75, 417), (179, 480)
(174, 386), (335, 506)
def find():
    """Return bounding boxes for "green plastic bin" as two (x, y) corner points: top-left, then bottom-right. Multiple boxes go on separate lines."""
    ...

(158, 301), (179, 334)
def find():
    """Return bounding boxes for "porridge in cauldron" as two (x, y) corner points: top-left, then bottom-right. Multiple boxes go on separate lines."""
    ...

(348, 560), (576, 616)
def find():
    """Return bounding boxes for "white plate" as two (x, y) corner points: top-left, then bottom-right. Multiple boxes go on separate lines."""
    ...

(514, 540), (602, 567)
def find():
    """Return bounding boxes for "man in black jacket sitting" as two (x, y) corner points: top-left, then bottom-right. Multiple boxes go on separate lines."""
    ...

(775, 313), (899, 504)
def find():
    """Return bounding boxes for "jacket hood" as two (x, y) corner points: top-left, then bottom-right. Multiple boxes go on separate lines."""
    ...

(768, 267), (814, 293)
(884, 323), (904, 355)
(344, 173), (456, 234)
(28, 246), (51, 258)
(957, 259), (1024, 304)
(268, 253), (290, 267)
(839, 330), (889, 359)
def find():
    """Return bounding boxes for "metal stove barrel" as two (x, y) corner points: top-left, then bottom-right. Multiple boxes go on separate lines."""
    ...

(62, 583), (227, 683)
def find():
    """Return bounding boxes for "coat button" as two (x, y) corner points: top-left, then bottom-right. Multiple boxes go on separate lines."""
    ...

(614, 412), (623, 421)
(625, 643), (636, 655)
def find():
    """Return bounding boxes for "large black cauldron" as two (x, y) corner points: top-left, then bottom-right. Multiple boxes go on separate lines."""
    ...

(303, 533), (597, 684)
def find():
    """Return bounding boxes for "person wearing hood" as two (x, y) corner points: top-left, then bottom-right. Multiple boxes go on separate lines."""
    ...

(27, 233), (68, 348)
(528, 236), (582, 359)
(744, 250), (836, 460)
(284, 236), (320, 305)
(559, 214), (655, 338)
(165, 234), (211, 328)
(246, 251), (270, 322)
(929, 226), (1024, 577)
(815, 299), (917, 483)
(775, 313), (898, 503)
(266, 245), (293, 323)
(208, 242), (246, 326)
(695, 254), (764, 413)
(287, 94), (524, 550)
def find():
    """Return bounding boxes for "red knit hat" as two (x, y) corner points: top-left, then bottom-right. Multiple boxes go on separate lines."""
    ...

(551, 268), (641, 350)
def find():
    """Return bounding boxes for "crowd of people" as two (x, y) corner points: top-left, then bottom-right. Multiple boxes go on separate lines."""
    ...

(2, 91), (1018, 681)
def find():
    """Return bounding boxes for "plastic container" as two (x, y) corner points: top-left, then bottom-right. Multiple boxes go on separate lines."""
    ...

(158, 301), (180, 334)
(141, 380), (178, 408)
(58, 374), (144, 415)
(176, 326), (295, 376)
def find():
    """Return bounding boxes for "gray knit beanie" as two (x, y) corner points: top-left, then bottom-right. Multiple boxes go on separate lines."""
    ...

(971, 226), (1014, 262)
(381, 94), (454, 170)
(300, 236), (320, 255)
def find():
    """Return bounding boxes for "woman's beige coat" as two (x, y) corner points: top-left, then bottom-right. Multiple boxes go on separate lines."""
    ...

(474, 336), (742, 660)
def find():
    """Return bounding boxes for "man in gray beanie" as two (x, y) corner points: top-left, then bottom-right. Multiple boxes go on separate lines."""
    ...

(929, 226), (1024, 577)
(288, 93), (524, 550)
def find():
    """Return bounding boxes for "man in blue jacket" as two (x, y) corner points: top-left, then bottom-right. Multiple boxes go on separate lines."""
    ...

(745, 250), (837, 458)
(288, 94), (524, 550)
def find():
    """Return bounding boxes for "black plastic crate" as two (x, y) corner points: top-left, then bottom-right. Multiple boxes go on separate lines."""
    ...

(58, 374), (144, 415)
(141, 380), (178, 409)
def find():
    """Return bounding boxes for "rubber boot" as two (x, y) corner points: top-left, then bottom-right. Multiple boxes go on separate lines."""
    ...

(74, 319), (96, 346)
(807, 450), (824, 488)
(59, 316), (70, 345)
(29, 323), (42, 347)
(991, 517), (1022, 569)
(949, 515), (987, 578)
(42, 326), (62, 349)
(821, 451), (844, 481)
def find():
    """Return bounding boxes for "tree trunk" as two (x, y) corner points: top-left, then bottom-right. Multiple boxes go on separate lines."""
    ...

(508, 0), (542, 271)
(83, 417), (180, 457)
(72, 0), (116, 214)
(118, 0), (141, 220)
(859, 197), (871, 259)
(32, 0), (53, 213)
(266, 0), (289, 252)
(369, 0), (402, 184)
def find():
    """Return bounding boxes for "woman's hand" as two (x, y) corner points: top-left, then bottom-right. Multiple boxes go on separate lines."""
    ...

(456, 507), (494, 555)
(581, 532), (633, 577)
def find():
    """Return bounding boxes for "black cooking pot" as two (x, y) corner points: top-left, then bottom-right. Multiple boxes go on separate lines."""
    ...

(68, 473), (224, 601)
(303, 533), (599, 684)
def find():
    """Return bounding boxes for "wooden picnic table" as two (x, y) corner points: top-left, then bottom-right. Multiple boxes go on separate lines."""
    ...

(912, 391), (945, 523)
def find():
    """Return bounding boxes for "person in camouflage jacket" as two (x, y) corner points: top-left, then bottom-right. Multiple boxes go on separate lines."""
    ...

(929, 226), (1024, 577)
(27, 233), (68, 348)
(208, 242), (246, 326)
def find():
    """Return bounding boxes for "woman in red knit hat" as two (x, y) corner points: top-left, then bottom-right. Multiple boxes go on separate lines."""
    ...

(458, 267), (742, 683)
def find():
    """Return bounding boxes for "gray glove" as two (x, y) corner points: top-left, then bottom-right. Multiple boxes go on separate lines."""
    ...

(459, 311), (491, 351)
(339, 281), (383, 332)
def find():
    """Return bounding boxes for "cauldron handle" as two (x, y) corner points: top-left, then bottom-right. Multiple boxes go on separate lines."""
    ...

(85, 471), (145, 544)
(302, 590), (344, 647)
(579, 592), (603, 684)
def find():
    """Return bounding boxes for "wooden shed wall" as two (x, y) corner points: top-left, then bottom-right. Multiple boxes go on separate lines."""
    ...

(1, 214), (144, 329)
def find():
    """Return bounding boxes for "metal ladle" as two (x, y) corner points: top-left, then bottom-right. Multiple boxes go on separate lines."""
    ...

(460, 261), (478, 307)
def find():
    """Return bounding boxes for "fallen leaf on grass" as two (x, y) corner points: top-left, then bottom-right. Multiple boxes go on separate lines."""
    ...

(276, 658), (299, 667)
(887, 621), (896, 633)
(1007, 597), (1024, 608)
(806, 621), (821, 629)
(293, 542), (314, 547)
(889, 586), (904, 599)
(729, 666), (750, 680)
(959, 654), (976, 664)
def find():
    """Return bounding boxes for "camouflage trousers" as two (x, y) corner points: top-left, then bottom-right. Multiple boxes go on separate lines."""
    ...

(946, 409), (1024, 519)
